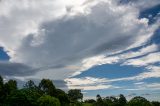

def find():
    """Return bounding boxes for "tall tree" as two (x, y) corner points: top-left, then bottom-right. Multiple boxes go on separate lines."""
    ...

(24, 80), (36, 89)
(0, 75), (4, 104)
(68, 89), (83, 102)
(55, 89), (70, 105)
(118, 94), (127, 106)
(96, 94), (104, 106)
(38, 79), (56, 96)
(4, 80), (17, 95)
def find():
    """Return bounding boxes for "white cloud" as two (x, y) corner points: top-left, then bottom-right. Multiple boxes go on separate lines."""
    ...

(127, 0), (160, 10)
(126, 82), (160, 91)
(118, 44), (159, 59)
(65, 77), (108, 86)
(68, 84), (113, 91)
(134, 82), (145, 85)
(137, 66), (160, 79)
(123, 52), (160, 67)
(65, 77), (119, 90)
(70, 44), (159, 76)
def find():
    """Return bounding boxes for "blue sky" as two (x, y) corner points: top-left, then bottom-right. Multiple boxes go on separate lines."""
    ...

(0, 0), (160, 101)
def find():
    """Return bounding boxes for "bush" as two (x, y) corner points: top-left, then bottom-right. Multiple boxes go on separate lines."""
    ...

(37, 95), (60, 106)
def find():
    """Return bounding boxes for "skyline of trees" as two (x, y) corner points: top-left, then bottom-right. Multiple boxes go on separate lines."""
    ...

(0, 75), (159, 106)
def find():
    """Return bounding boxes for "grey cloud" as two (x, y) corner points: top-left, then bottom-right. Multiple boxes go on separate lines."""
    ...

(14, 2), (148, 68)
(0, 61), (34, 76)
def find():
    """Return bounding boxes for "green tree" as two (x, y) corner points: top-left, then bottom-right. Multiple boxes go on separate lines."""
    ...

(24, 80), (36, 89)
(38, 79), (56, 96)
(37, 95), (60, 106)
(103, 96), (119, 106)
(151, 101), (160, 106)
(4, 79), (17, 96)
(68, 89), (83, 102)
(22, 88), (41, 106)
(0, 75), (4, 104)
(96, 94), (104, 106)
(84, 99), (96, 104)
(6, 88), (41, 106)
(128, 96), (151, 106)
(6, 89), (30, 106)
(56, 89), (70, 106)
(118, 94), (127, 106)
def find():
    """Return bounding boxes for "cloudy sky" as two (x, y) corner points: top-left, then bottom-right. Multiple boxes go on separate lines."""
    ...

(0, 0), (160, 101)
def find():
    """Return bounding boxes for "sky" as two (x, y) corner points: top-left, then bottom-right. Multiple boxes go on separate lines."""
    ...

(0, 0), (160, 101)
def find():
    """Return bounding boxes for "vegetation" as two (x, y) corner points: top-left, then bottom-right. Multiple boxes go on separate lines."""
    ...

(0, 75), (159, 106)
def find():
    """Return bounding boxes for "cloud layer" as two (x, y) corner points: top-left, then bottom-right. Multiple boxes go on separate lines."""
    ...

(0, 0), (160, 92)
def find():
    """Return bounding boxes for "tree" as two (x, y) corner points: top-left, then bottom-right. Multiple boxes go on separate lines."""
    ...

(118, 94), (127, 106)
(103, 96), (119, 106)
(38, 79), (56, 96)
(55, 89), (70, 106)
(37, 95), (60, 106)
(6, 89), (30, 106)
(68, 89), (83, 102)
(4, 79), (17, 95)
(24, 80), (36, 89)
(96, 94), (104, 106)
(151, 101), (160, 106)
(128, 96), (151, 106)
(0, 75), (4, 104)
(22, 88), (42, 106)
(84, 99), (96, 104)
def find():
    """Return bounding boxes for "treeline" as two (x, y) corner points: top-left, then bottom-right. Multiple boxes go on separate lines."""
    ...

(0, 75), (159, 106)
(84, 94), (160, 106)
(0, 75), (82, 106)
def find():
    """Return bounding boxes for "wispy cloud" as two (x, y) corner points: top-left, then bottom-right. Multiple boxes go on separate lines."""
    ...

(123, 52), (160, 67)
(65, 77), (120, 90)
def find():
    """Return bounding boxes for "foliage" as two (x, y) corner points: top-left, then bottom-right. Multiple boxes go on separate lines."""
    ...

(4, 79), (17, 95)
(95, 94), (104, 106)
(127, 96), (151, 106)
(118, 94), (127, 106)
(54, 88), (70, 105)
(68, 89), (83, 102)
(38, 79), (56, 96)
(37, 95), (60, 106)
(0, 75), (4, 104)
(24, 80), (37, 89)
(151, 101), (160, 106)
(5, 89), (30, 106)
(84, 99), (96, 104)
